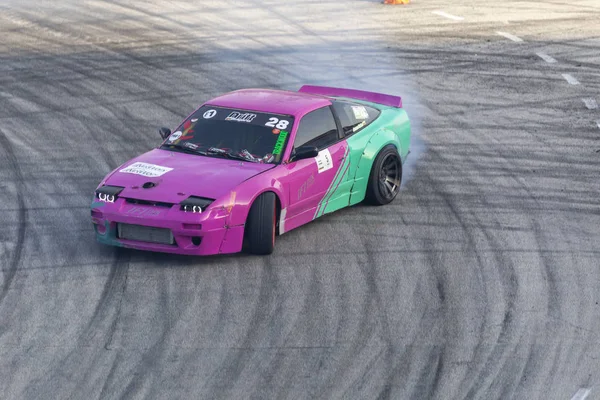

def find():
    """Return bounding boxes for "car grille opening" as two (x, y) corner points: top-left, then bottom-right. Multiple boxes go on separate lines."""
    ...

(117, 223), (175, 245)
(124, 198), (173, 208)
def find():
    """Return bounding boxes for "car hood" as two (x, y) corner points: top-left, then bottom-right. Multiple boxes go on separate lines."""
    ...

(103, 149), (275, 203)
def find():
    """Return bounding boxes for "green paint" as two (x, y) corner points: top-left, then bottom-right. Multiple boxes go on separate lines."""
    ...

(90, 201), (106, 208)
(272, 130), (289, 155)
(313, 103), (411, 217)
(95, 220), (125, 248)
(314, 146), (350, 218)
(346, 107), (410, 205)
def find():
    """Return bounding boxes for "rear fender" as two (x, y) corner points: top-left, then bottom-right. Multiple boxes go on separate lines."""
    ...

(348, 128), (402, 205)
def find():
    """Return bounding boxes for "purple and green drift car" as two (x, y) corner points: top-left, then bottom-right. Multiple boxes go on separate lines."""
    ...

(91, 85), (411, 255)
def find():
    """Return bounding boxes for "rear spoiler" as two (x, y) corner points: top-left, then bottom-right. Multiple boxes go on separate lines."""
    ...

(298, 85), (402, 108)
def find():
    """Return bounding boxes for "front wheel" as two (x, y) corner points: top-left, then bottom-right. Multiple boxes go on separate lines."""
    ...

(365, 145), (402, 205)
(245, 192), (276, 255)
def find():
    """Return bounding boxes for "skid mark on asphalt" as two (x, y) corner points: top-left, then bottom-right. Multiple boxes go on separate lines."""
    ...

(120, 274), (172, 399)
(407, 147), (493, 399)
(0, 128), (26, 308)
(202, 258), (279, 397)
(83, 252), (131, 349)
(22, 251), (131, 398)
(326, 237), (395, 398)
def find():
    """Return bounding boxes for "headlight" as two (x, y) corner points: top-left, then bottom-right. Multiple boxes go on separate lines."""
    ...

(95, 185), (124, 203)
(180, 196), (214, 213)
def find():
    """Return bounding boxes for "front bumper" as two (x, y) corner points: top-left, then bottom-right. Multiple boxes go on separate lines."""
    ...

(90, 199), (244, 255)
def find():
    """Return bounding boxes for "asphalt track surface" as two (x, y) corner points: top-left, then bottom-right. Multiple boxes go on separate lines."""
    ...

(1, 1), (600, 399)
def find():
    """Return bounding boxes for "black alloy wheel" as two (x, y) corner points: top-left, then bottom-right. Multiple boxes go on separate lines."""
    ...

(365, 145), (402, 205)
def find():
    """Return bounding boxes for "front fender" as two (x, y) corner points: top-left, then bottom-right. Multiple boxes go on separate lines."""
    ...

(220, 168), (287, 227)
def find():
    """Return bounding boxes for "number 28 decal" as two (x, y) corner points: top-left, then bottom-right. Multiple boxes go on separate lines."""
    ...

(265, 117), (289, 129)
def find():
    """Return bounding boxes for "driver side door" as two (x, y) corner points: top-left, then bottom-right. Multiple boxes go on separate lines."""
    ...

(280, 106), (348, 233)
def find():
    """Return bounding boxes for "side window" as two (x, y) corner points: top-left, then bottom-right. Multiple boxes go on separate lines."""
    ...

(332, 100), (380, 136)
(293, 106), (339, 150)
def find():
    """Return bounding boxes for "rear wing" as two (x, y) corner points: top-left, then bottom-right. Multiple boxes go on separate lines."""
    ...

(298, 85), (402, 108)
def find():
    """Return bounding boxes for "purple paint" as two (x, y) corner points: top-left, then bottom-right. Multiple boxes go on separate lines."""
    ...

(91, 87), (340, 256)
(208, 88), (330, 116)
(104, 149), (275, 203)
(298, 85), (402, 108)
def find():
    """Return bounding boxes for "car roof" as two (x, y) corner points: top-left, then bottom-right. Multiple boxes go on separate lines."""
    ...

(205, 88), (331, 117)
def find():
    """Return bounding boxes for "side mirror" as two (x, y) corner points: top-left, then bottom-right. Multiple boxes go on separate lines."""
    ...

(159, 127), (171, 139)
(290, 145), (319, 162)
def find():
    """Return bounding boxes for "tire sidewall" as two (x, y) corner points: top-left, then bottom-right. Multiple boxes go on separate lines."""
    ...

(245, 192), (276, 255)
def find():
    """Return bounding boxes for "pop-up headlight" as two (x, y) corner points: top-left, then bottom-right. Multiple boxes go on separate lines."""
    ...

(180, 196), (214, 213)
(95, 185), (124, 203)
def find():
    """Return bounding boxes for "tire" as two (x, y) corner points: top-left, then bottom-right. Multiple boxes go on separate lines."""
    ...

(365, 145), (402, 205)
(245, 192), (277, 255)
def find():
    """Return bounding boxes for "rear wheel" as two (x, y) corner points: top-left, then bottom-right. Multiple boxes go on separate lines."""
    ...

(365, 145), (402, 205)
(245, 192), (276, 255)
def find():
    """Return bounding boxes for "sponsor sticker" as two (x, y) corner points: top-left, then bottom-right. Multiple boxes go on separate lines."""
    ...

(297, 174), (315, 200)
(119, 162), (173, 177)
(352, 121), (366, 132)
(225, 111), (256, 123)
(315, 149), (333, 173)
(203, 109), (217, 119)
(351, 105), (369, 120)
(168, 131), (182, 142)
(272, 130), (289, 155)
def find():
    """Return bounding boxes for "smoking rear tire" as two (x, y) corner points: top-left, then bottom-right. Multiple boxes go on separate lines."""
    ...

(365, 145), (402, 205)
(245, 192), (276, 255)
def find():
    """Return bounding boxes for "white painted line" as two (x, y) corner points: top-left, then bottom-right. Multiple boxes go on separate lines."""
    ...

(562, 74), (580, 85)
(596, 120), (600, 129)
(583, 98), (598, 109)
(496, 31), (524, 42)
(536, 52), (557, 63)
(570, 388), (590, 400)
(432, 10), (464, 21)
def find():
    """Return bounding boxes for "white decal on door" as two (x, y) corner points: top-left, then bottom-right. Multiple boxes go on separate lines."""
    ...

(315, 149), (333, 174)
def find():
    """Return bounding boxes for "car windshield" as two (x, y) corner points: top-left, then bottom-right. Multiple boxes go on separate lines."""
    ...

(160, 105), (294, 164)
